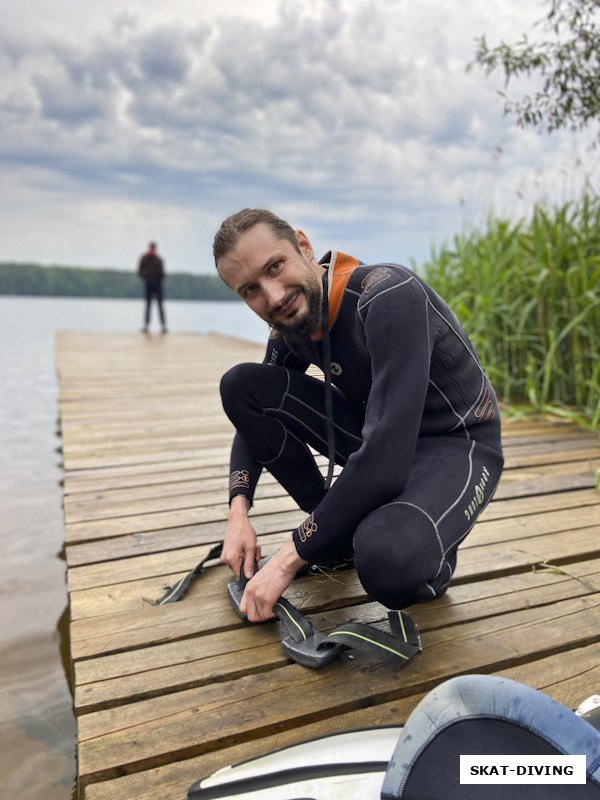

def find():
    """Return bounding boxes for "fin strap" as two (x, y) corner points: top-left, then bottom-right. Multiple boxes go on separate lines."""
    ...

(155, 542), (224, 605)
(322, 611), (421, 667)
(226, 563), (421, 670)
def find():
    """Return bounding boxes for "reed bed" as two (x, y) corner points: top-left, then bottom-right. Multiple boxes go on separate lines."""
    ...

(420, 193), (600, 428)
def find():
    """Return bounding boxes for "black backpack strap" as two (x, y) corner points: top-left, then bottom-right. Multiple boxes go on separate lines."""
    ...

(155, 542), (224, 605)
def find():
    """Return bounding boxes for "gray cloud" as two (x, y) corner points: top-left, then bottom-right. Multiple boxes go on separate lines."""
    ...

(0, 0), (595, 270)
(2, 4), (488, 172)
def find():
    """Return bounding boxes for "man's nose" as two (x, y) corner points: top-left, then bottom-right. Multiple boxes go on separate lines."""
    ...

(264, 282), (287, 309)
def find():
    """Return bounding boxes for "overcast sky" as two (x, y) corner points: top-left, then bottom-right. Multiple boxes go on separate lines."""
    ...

(1, 0), (597, 273)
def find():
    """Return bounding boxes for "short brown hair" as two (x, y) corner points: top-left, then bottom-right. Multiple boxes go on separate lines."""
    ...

(213, 208), (300, 265)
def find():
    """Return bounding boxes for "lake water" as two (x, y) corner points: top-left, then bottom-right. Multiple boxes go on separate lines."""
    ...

(0, 295), (268, 799)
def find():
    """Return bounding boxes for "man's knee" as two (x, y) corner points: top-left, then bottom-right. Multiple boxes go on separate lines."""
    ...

(353, 503), (453, 609)
(220, 363), (266, 416)
(220, 363), (291, 433)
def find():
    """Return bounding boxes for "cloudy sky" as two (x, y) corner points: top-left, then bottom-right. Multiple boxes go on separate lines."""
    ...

(1, 0), (597, 274)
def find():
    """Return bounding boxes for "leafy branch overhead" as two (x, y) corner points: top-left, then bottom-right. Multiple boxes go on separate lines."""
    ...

(469, 0), (600, 136)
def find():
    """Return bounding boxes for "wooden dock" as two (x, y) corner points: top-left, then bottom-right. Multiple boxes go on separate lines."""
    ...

(56, 331), (600, 800)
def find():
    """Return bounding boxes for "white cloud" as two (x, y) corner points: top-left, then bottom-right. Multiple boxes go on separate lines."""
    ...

(0, 0), (597, 271)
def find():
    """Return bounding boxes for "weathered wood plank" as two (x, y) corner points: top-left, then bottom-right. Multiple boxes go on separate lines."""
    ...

(63, 458), (598, 519)
(67, 500), (600, 620)
(64, 496), (600, 569)
(68, 519), (600, 660)
(64, 485), (599, 545)
(62, 435), (600, 472)
(61, 440), (597, 500)
(73, 559), (600, 714)
(63, 469), (599, 525)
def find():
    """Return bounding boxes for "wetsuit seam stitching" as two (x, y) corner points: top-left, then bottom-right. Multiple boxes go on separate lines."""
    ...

(435, 439), (476, 527)
(359, 275), (414, 310)
(261, 405), (360, 463)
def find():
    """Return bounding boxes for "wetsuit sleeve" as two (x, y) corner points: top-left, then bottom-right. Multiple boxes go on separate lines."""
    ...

(292, 275), (433, 560)
(228, 433), (262, 507)
(228, 333), (310, 507)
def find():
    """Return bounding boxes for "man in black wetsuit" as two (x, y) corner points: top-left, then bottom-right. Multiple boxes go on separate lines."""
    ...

(214, 208), (504, 623)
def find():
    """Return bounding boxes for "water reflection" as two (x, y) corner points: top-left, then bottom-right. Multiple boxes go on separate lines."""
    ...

(0, 295), (266, 799)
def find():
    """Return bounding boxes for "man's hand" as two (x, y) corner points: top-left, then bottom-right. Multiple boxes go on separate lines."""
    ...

(221, 495), (262, 579)
(240, 538), (307, 622)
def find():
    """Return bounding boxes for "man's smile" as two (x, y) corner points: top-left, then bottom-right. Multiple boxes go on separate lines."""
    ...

(271, 290), (302, 320)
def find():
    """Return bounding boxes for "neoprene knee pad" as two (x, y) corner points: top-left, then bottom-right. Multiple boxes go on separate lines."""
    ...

(220, 363), (259, 413)
(353, 503), (452, 609)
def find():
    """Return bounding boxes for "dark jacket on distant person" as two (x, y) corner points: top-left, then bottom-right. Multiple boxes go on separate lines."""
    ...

(138, 251), (164, 282)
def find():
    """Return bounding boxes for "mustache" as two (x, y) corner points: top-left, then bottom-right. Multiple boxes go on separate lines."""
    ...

(269, 289), (301, 317)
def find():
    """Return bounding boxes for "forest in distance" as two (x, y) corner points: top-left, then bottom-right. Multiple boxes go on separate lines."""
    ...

(0, 261), (238, 301)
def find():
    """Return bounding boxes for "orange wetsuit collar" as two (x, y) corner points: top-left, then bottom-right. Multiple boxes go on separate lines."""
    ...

(311, 251), (360, 340)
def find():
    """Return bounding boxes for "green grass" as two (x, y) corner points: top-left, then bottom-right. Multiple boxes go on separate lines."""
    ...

(418, 193), (600, 429)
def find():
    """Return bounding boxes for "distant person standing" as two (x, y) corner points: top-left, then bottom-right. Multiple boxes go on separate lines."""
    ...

(138, 241), (167, 333)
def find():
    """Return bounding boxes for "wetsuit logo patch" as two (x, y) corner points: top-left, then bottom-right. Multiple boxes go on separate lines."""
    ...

(230, 470), (250, 492)
(474, 386), (496, 422)
(464, 466), (491, 521)
(297, 513), (318, 543)
(361, 268), (391, 293)
(331, 362), (342, 376)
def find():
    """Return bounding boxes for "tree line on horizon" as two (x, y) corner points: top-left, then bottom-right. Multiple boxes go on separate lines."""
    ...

(0, 262), (239, 301)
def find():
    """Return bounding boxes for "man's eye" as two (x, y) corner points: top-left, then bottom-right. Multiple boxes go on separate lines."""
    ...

(243, 286), (257, 299)
(269, 261), (282, 274)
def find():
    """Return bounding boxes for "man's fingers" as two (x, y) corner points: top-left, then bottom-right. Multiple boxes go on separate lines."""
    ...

(243, 551), (257, 579)
(240, 582), (264, 623)
(219, 547), (242, 577)
(239, 589), (262, 623)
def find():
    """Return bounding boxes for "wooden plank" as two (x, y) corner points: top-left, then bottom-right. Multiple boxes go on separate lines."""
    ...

(61, 443), (597, 499)
(67, 531), (600, 598)
(64, 499), (599, 574)
(61, 428), (599, 472)
(62, 467), (599, 524)
(64, 485), (599, 545)
(61, 460), (597, 523)
(64, 482), (600, 531)
(64, 498), (600, 569)
(73, 559), (600, 714)
(68, 519), (600, 661)
(67, 501), (600, 620)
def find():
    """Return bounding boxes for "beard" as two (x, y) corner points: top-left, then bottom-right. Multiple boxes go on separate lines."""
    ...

(270, 267), (323, 343)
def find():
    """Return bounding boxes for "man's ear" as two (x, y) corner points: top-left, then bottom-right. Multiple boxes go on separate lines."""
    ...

(295, 229), (314, 261)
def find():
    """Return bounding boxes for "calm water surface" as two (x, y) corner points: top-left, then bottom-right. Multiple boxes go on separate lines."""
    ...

(0, 295), (267, 799)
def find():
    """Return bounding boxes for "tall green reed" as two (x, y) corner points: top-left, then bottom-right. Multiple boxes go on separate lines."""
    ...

(418, 193), (600, 428)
